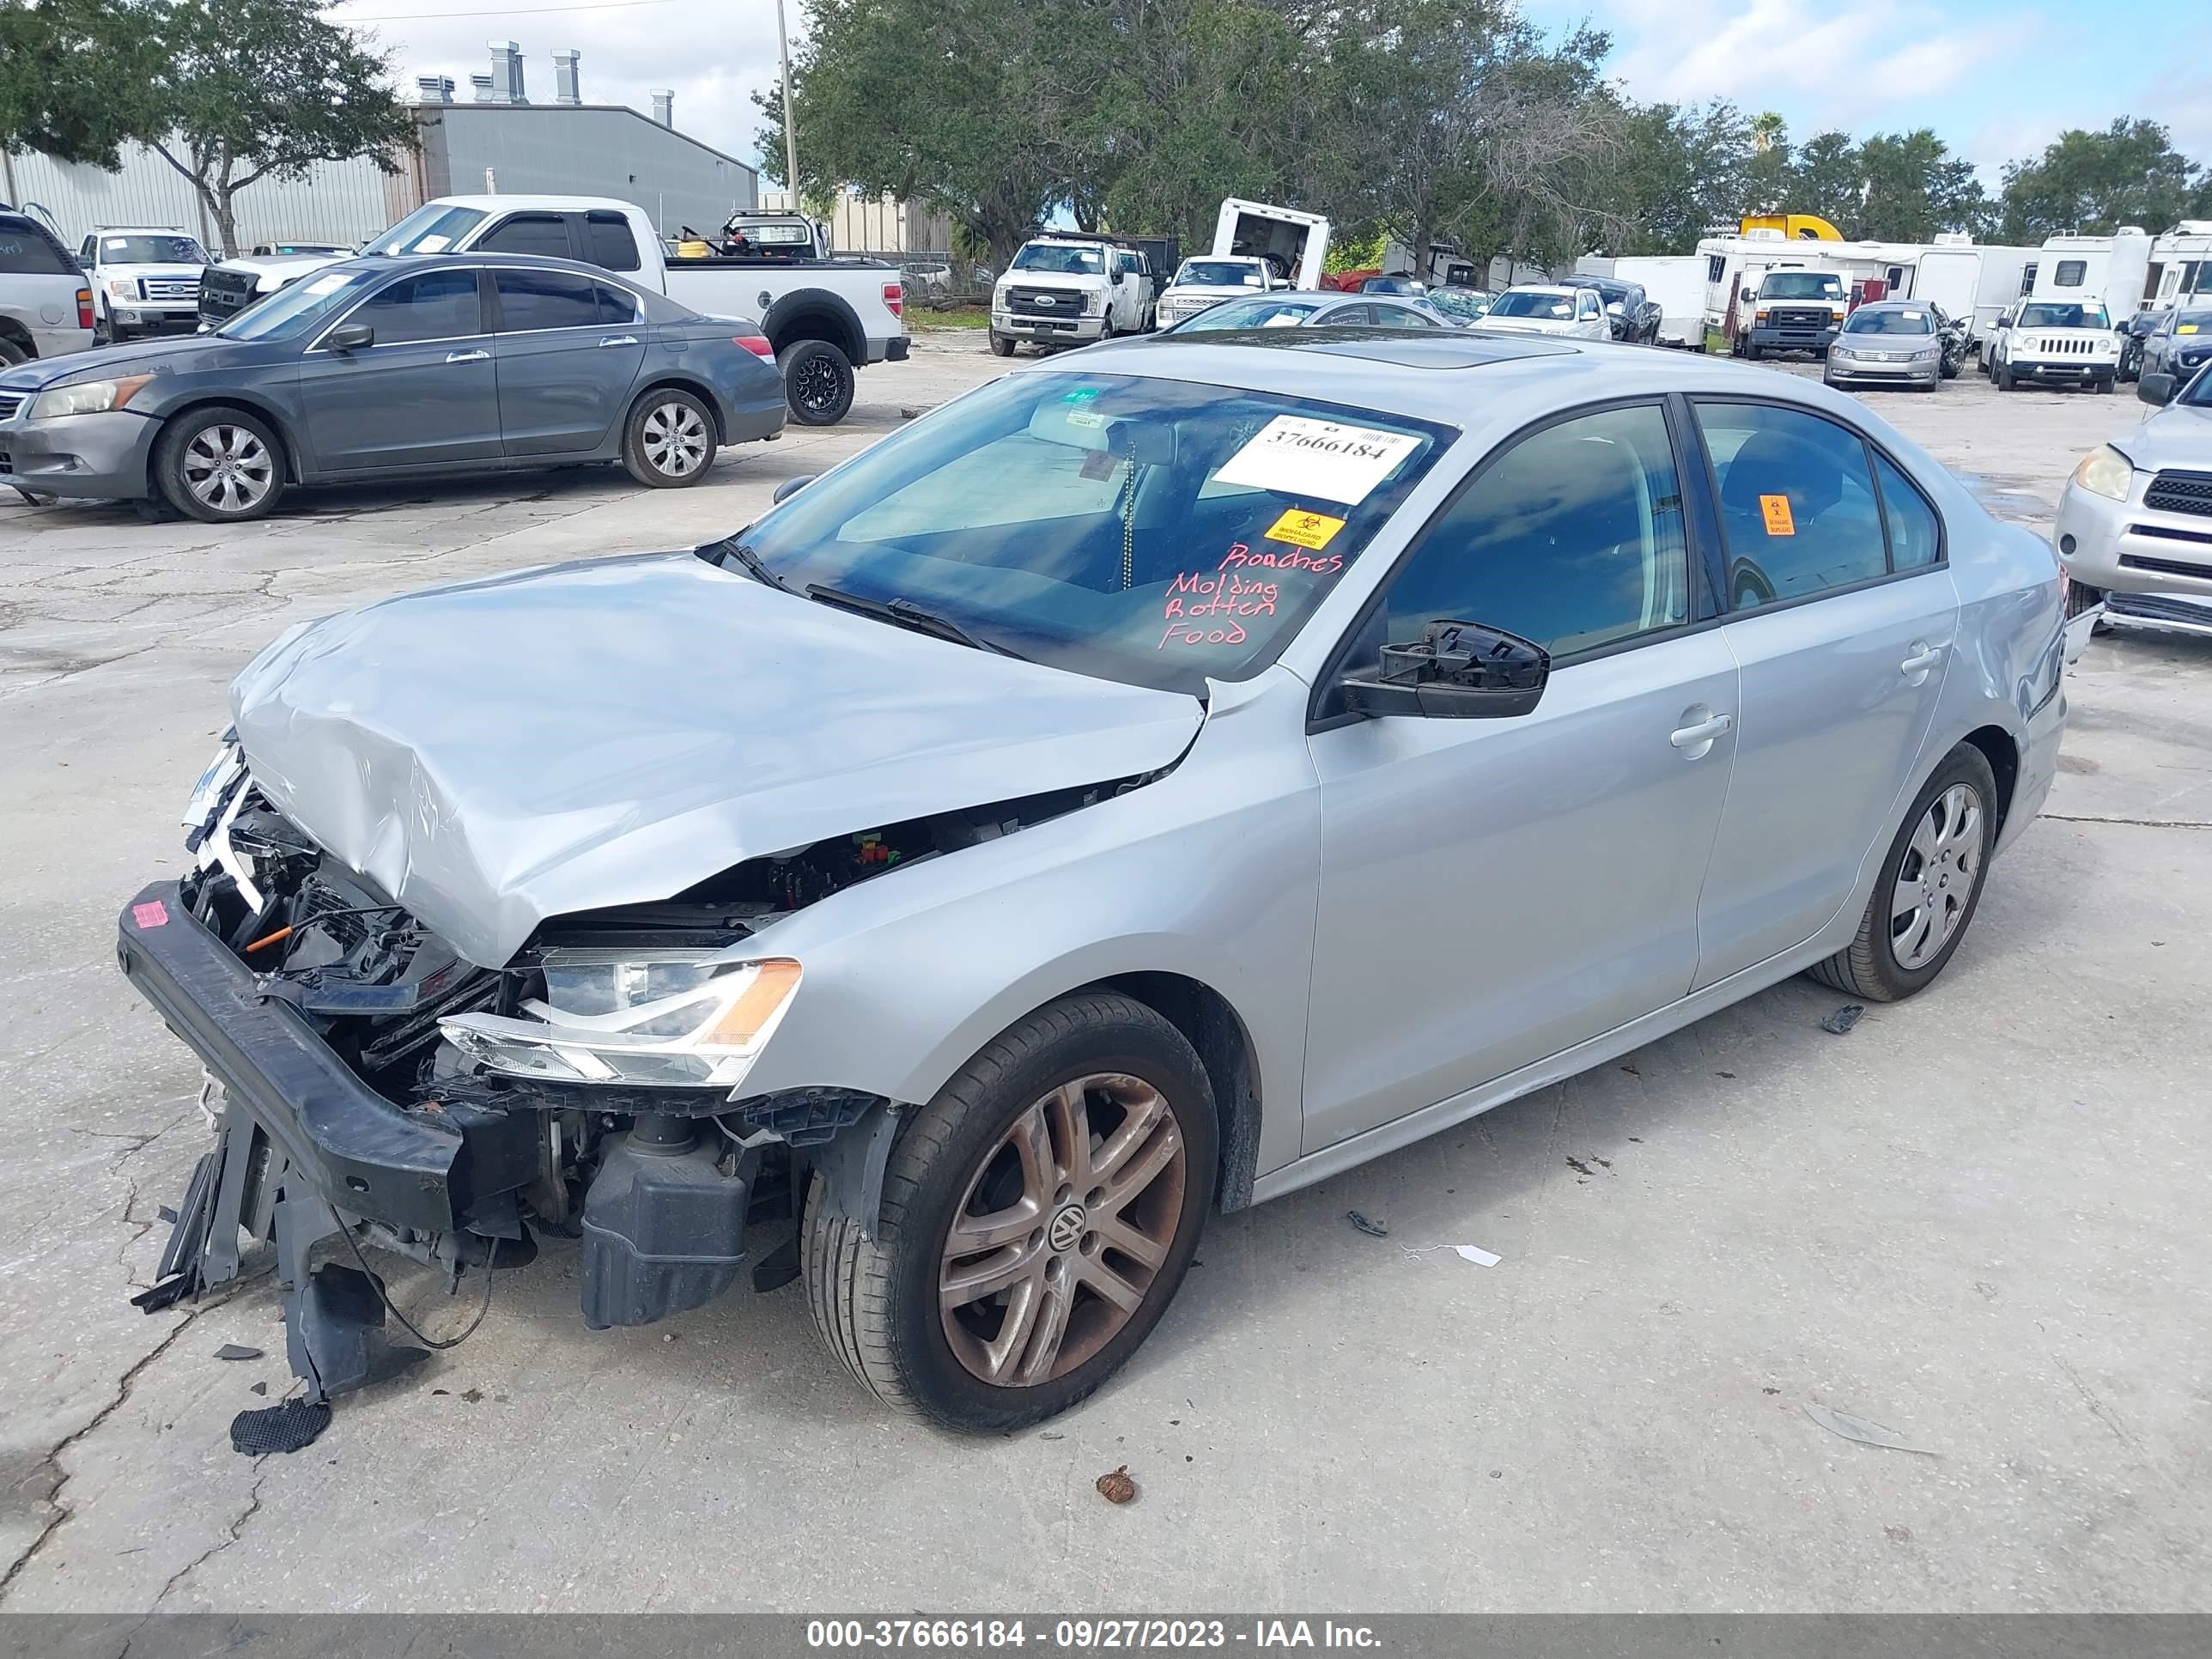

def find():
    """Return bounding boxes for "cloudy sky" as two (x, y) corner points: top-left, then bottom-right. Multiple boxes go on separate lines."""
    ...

(328, 0), (2209, 182)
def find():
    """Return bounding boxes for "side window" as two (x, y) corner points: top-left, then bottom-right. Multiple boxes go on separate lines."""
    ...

(346, 268), (483, 345)
(2054, 258), (2087, 288)
(1706, 254), (1725, 283)
(1696, 401), (1887, 606)
(592, 282), (641, 325)
(1872, 453), (1942, 572)
(0, 224), (76, 276)
(585, 210), (641, 272)
(1373, 303), (1438, 329)
(1370, 404), (1690, 659)
(1328, 302), (1374, 325)
(493, 268), (601, 331)
(477, 213), (572, 259)
(2019, 264), (2038, 296)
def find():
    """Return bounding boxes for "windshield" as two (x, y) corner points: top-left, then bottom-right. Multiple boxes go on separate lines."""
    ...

(99, 234), (207, 264)
(1760, 272), (1844, 300)
(1842, 307), (1934, 335)
(1180, 296), (1321, 331)
(2171, 310), (2212, 335)
(1176, 260), (1265, 289)
(216, 267), (377, 340)
(366, 204), (489, 256)
(731, 372), (1453, 696)
(1489, 290), (1573, 319)
(2184, 364), (2212, 406)
(1012, 242), (1105, 275)
(2019, 302), (2107, 329)
(1428, 289), (1492, 320)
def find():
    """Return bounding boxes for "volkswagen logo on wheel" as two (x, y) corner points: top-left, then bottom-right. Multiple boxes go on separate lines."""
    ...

(1048, 1203), (1086, 1254)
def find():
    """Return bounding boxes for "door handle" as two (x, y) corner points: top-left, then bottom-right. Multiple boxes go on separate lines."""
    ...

(1669, 712), (1733, 750)
(597, 335), (639, 348)
(1899, 642), (1944, 678)
(446, 349), (489, 363)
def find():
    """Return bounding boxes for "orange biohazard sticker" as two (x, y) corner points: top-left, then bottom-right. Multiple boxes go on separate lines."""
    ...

(1759, 493), (1796, 537)
(1266, 507), (1346, 550)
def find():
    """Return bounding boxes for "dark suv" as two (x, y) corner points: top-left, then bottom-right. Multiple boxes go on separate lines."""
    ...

(1576, 276), (1660, 344)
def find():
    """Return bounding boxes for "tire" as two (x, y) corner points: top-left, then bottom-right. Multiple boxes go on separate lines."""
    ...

(2097, 375), (2115, 394)
(153, 405), (285, 523)
(1807, 742), (1998, 1003)
(803, 991), (1218, 1433)
(1996, 360), (2016, 392)
(1098, 318), (1115, 345)
(620, 386), (717, 488)
(778, 337), (854, 427)
(988, 331), (1014, 358)
(0, 337), (25, 368)
(1744, 337), (1762, 362)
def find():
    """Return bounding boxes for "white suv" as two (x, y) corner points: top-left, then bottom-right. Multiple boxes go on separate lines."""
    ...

(78, 227), (210, 342)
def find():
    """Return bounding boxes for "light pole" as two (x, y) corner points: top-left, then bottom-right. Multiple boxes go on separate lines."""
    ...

(776, 0), (800, 213)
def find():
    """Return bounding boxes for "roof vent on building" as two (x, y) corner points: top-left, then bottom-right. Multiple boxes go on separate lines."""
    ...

(651, 88), (674, 127)
(471, 72), (496, 102)
(553, 50), (581, 106)
(416, 75), (454, 104)
(489, 40), (526, 104)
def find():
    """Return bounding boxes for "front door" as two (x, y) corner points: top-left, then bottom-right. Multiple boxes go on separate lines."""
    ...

(1687, 399), (1958, 988)
(490, 267), (646, 456)
(1302, 401), (1739, 1152)
(297, 267), (501, 472)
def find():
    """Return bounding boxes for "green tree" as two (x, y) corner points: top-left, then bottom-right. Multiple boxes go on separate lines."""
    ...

(1605, 98), (1752, 253)
(1742, 110), (1790, 213)
(1784, 130), (1861, 231)
(1854, 129), (1992, 240)
(2000, 118), (2206, 239)
(0, 0), (161, 166)
(144, 0), (413, 255)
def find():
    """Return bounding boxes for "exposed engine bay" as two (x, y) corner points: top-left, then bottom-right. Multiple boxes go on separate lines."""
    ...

(134, 748), (1146, 1419)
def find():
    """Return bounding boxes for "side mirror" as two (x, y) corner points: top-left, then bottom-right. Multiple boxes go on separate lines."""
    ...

(1741, 289), (1753, 303)
(1339, 620), (1548, 720)
(771, 474), (816, 503)
(325, 322), (374, 352)
(2138, 372), (2177, 407)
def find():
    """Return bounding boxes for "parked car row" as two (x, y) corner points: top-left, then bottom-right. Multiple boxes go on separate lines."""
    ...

(2057, 352), (2212, 641)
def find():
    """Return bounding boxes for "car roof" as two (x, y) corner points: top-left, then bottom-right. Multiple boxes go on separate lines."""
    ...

(1030, 329), (1878, 426)
(425, 194), (637, 214)
(1504, 283), (1586, 295)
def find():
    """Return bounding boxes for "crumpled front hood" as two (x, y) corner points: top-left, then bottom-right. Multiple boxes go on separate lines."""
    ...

(2114, 403), (2212, 471)
(231, 553), (1205, 966)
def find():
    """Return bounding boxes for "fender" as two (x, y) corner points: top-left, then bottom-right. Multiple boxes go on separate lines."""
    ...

(759, 289), (866, 362)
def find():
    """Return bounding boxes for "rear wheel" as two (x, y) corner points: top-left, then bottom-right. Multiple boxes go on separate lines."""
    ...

(1808, 743), (1997, 1003)
(778, 337), (855, 427)
(803, 992), (1216, 1432)
(621, 387), (717, 487)
(154, 406), (285, 523)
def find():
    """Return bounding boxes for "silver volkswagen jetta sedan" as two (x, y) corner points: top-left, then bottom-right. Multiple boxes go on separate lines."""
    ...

(121, 331), (2067, 1434)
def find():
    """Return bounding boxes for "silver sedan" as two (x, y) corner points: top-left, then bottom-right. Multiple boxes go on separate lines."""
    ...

(1167, 288), (1462, 331)
(1824, 300), (1944, 392)
(122, 331), (2069, 1433)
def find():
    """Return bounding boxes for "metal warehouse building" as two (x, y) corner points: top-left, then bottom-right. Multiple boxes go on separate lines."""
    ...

(0, 45), (757, 254)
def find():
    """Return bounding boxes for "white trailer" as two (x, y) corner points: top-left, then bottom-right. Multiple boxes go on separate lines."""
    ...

(1212, 198), (1329, 291)
(2142, 222), (2212, 315)
(1581, 254), (1706, 347)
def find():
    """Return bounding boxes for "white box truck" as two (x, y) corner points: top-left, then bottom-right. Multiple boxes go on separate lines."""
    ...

(1212, 199), (1329, 290)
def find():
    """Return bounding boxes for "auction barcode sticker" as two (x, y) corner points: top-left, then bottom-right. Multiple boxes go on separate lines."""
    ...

(1214, 416), (1423, 506)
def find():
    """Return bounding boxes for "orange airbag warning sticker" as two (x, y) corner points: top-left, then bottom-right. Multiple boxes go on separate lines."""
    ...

(1266, 508), (1346, 550)
(1759, 494), (1796, 536)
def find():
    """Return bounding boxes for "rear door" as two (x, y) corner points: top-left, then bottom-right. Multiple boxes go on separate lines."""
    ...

(296, 267), (500, 471)
(1687, 398), (1958, 988)
(489, 268), (647, 455)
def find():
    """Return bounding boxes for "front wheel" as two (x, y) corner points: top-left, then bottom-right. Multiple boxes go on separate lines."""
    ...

(154, 406), (285, 522)
(1808, 742), (1997, 1003)
(803, 992), (1217, 1432)
(1995, 360), (2015, 391)
(778, 337), (855, 426)
(988, 331), (1015, 358)
(621, 387), (717, 487)
(1743, 337), (1762, 362)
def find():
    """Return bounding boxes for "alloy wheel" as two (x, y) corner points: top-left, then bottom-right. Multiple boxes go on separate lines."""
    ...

(181, 425), (275, 514)
(641, 400), (708, 477)
(1891, 782), (1984, 969)
(792, 354), (843, 417)
(939, 1073), (1187, 1388)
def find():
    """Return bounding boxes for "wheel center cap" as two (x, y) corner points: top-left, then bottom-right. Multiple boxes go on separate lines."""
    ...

(1048, 1203), (1087, 1254)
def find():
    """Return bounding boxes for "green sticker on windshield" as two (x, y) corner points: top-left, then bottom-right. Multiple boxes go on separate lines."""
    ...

(1062, 386), (1102, 404)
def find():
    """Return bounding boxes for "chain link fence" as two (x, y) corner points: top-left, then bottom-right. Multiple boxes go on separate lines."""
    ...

(850, 249), (995, 307)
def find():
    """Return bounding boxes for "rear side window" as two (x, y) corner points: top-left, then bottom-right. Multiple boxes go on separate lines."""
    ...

(592, 282), (641, 325)
(0, 222), (76, 276)
(348, 269), (483, 345)
(585, 211), (641, 272)
(477, 213), (572, 259)
(1697, 402), (1887, 606)
(1873, 453), (1942, 571)
(495, 268), (601, 331)
(1369, 403), (1690, 659)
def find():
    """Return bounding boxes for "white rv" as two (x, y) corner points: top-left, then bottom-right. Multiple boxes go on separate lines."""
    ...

(2142, 222), (2212, 315)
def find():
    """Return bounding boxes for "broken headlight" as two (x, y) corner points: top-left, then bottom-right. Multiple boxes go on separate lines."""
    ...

(439, 952), (802, 1091)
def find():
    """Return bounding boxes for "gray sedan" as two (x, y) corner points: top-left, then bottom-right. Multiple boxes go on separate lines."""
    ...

(1824, 300), (1944, 392)
(119, 332), (2066, 1433)
(0, 251), (785, 521)
(1168, 288), (1460, 331)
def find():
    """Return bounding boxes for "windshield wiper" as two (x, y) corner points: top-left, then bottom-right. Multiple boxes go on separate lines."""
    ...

(805, 584), (1024, 659)
(708, 538), (795, 593)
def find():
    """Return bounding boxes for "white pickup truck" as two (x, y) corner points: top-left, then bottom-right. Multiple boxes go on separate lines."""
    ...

(198, 198), (908, 425)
